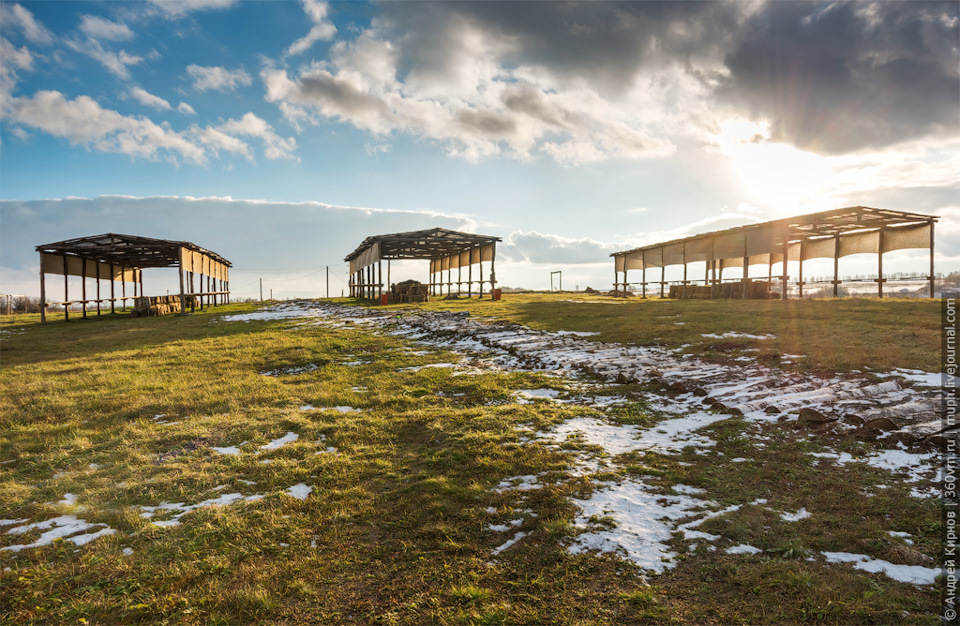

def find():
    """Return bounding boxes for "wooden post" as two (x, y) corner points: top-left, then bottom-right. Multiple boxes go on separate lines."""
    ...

(877, 228), (885, 299)
(781, 233), (789, 300)
(930, 220), (936, 298)
(741, 240), (749, 299)
(468, 254), (473, 297)
(641, 251), (647, 299)
(96, 268), (101, 316)
(178, 260), (187, 314)
(614, 264), (619, 295)
(121, 266), (126, 311)
(479, 260), (485, 298)
(64, 255), (69, 322)
(378, 259), (383, 301)
(490, 245), (497, 294)
(110, 264), (115, 314)
(387, 260), (391, 295)
(81, 258), (88, 319)
(660, 265), (665, 299)
(40, 265), (46, 325)
(139, 268), (144, 299)
(798, 241), (805, 299)
(833, 234), (840, 297)
(190, 271), (196, 311)
(682, 243), (688, 299)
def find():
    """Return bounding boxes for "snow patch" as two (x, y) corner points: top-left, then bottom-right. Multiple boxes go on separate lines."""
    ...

(262, 432), (299, 451)
(823, 551), (938, 585)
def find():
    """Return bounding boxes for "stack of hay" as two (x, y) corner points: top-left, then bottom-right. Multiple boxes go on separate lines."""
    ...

(668, 282), (773, 300)
(390, 280), (429, 303)
(132, 294), (197, 317)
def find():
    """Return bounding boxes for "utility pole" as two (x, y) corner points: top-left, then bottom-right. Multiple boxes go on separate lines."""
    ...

(270, 289), (273, 300)
(260, 278), (263, 302)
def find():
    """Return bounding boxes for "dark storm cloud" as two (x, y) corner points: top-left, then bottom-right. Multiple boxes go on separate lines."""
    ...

(370, 0), (958, 154)
(718, 1), (959, 153)
(298, 70), (396, 123)
(375, 0), (740, 95)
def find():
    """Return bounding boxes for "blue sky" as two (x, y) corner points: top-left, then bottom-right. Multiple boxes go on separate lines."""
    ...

(2, 0), (958, 299)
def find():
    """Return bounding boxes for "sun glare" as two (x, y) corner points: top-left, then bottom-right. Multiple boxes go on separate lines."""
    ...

(716, 120), (832, 210)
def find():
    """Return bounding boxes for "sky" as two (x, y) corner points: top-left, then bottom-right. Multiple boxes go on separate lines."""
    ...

(1, 0), (958, 299)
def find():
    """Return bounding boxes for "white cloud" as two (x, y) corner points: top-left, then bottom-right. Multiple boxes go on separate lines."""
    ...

(177, 101), (196, 115)
(5, 88), (296, 164)
(129, 87), (171, 111)
(6, 90), (206, 164)
(216, 112), (297, 160)
(0, 3), (54, 45)
(79, 15), (134, 42)
(285, 0), (337, 56)
(499, 230), (619, 264)
(265, 19), (676, 166)
(0, 37), (33, 72)
(0, 37), (33, 102)
(146, 0), (237, 19)
(196, 126), (251, 160)
(66, 38), (143, 79)
(186, 64), (252, 92)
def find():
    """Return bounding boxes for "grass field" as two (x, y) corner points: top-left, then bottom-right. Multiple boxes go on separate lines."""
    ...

(0, 295), (942, 624)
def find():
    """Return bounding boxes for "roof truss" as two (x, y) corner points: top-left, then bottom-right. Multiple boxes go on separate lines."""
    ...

(612, 206), (938, 257)
(35, 233), (231, 268)
(344, 228), (501, 262)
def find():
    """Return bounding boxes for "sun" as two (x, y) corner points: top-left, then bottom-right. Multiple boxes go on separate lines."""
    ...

(715, 120), (832, 210)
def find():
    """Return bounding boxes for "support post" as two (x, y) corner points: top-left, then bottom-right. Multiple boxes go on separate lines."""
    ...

(64, 255), (69, 322)
(96, 269), (101, 316)
(121, 266), (126, 311)
(878, 228), (885, 299)
(490, 245), (497, 295)
(798, 241), (805, 299)
(641, 251), (647, 299)
(833, 234), (840, 297)
(781, 233), (789, 300)
(930, 220), (936, 298)
(40, 266), (46, 325)
(742, 241), (749, 299)
(660, 265), (665, 299)
(682, 243), (688, 299)
(190, 271), (196, 312)
(110, 264), (115, 314)
(468, 256), (473, 298)
(81, 258), (88, 319)
(378, 259), (383, 301)
(179, 261), (187, 314)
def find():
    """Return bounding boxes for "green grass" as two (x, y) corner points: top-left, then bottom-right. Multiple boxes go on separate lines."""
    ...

(0, 297), (941, 624)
